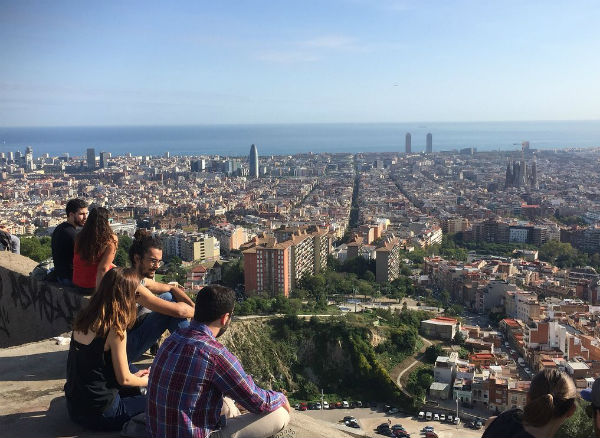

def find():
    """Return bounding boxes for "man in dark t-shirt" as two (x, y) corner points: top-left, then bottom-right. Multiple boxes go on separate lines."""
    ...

(51, 199), (88, 285)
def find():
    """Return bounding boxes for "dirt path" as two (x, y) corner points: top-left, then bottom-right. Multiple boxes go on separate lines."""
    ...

(390, 336), (433, 397)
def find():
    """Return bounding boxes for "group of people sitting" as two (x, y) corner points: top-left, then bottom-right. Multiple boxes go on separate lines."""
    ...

(53, 199), (290, 437)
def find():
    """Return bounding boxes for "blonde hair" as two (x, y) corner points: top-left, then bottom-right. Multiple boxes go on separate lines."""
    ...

(523, 369), (577, 427)
(73, 267), (139, 340)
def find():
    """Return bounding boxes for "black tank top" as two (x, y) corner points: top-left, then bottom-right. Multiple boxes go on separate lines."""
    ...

(64, 335), (120, 416)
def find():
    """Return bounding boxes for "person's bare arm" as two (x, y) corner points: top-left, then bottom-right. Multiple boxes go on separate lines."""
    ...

(95, 237), (117, 289)
(142, 277), (195, 307)
(136, 284), (194, 319)
(108, 329), (148, 387)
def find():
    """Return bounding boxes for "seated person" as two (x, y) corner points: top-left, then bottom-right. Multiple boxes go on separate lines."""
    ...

(0, 224), (20, 254)
(146, 285), (290, 438)
(51, 198), (88, 286)
(72, 206), (117, 291)
(64, 267), (149, 431)
(127, 230), (194, 362)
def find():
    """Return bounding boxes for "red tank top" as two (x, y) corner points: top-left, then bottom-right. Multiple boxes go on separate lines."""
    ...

(72, 251), (99, 289)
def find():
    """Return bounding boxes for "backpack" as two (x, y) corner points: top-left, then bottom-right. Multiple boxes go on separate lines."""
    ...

(31, 259), (57, 282)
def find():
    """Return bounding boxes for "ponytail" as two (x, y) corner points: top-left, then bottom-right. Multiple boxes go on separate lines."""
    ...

(523, 369), (576, 427)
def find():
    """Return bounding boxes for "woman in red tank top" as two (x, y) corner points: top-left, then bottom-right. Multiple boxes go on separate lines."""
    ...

(73, 207), (118, 290)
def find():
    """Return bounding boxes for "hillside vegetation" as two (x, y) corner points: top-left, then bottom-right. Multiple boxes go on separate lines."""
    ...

(221, 310), (431, 409)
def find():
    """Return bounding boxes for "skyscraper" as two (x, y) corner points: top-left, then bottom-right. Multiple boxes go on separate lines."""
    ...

(87, 148), (96, 169)
(99, 151), (110, 168)
(249, 144), (259, 178)
(426, 133), (433, 154)
(405, 133), (411, 154)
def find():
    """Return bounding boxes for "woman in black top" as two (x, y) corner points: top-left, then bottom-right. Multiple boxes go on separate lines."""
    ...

(64, 267), (149, 430)
(483, 368), (578, 438)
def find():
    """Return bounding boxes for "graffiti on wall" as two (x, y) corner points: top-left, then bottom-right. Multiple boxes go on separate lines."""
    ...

(0, 266), (86, 346)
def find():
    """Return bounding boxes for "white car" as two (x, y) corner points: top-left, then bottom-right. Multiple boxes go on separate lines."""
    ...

(454, 417), (461, 425)
(418, 411), (425, 420)
(342, 400), (350, 408)
(440, 414), (446, 422)
(426, 412), (432, 420)
(433, 413), (440, 421)
(323, 401), (329, 409)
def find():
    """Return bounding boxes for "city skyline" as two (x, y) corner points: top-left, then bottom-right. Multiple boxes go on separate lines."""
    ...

(2, 1), (600, 127)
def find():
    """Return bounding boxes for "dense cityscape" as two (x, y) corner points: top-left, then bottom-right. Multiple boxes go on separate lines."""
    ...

(3, 138), (600, 437)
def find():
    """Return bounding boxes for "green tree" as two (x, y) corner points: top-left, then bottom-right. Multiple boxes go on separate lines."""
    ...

(556, 402), (594, 438)
(20, 236), (52, 262)
(424, 344), (444, 363)
(114, 248), (129, 267)
(222, 258), (244, 289)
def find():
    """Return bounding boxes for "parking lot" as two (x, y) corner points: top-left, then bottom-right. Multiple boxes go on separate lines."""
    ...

(301, 407), (484, 438)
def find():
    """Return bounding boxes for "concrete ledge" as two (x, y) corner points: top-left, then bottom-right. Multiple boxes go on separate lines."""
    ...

(0, 253), (89, 348)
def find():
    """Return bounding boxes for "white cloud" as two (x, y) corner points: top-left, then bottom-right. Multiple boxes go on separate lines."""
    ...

(302, 35), (357, 49)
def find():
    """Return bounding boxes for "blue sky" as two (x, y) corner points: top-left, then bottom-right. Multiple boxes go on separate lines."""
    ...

(1, 0), (599, 126)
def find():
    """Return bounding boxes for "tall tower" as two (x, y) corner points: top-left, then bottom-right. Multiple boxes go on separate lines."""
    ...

(87, 148), (96, 169)
(249, 144), (259, 178)
(405, 133), (411, 154)
(99, 151), (110, 169)
(426, 133), (433, 154)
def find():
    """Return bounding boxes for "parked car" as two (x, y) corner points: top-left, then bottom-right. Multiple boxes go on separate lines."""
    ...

(322, 400), (329, 409)
(418, 411), (425, 420)
(352, 400), (363, 408)
(294, 403), (300, 410)
(425, 412), (432, 420)
(454, 417), (461, 425)
(425, 432), (438, 438)
(447, 415), (453, 423)
(388, 407), (399, 414)
(475, 420), (483, 429)
(439, 414), (446, 422)
(394, 430), (410, 438)
(433, 413), (439, 421)
(346, 419), (360, 428)
(423, 426), (434, 433)
(342, 400), (350, 408)
(377, 423), (391, 433)
(391, 424), (405, 431)
(299, 403), (308, 411)
(343, 416), (356, 422)
(334, 401), (342, 409)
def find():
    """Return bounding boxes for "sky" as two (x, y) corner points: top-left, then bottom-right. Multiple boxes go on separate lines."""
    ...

(1, 0), (600, 126)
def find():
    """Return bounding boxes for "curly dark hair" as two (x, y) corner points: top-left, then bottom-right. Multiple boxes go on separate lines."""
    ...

(128, 229), (163, 266)
(75, 207), (115, 262)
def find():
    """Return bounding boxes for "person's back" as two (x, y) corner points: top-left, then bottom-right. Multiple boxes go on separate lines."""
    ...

(147, 285), (289, 438)
(51, 199), (88, 285)
(147, 323), (229, 437)
(52, 221), (77, 281)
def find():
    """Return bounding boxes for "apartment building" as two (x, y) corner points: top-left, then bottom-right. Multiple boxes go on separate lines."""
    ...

(162, 231), (220, 262)
(375, 237), (400, 283)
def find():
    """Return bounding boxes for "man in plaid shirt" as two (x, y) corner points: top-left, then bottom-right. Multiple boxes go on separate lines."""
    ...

(147, 285), (290, 438)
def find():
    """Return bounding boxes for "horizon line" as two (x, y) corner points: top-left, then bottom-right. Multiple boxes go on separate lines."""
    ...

(2, 119), (600, 130)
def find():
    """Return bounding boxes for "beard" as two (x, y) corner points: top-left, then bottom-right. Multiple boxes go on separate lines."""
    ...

(216, 318), (232, 338)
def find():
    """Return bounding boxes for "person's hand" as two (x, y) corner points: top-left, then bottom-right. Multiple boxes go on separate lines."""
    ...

(135, 369), (150, 377)
(282, 396), (291, 413)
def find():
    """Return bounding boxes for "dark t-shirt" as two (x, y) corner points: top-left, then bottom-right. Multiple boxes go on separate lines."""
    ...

(52, 221), (76, 280)
(482, 409), (535, 438)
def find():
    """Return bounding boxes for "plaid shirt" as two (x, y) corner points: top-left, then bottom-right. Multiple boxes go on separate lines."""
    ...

(146, 321), (286, 438)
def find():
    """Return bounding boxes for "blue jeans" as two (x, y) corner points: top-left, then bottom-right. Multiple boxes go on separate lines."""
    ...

(67, 393), (146, 431)
(126, 292), (189, 363)
(57, 276), (74, 287)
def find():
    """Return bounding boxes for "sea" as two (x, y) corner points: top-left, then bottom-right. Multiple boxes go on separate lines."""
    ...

(1, 120), (600, 158)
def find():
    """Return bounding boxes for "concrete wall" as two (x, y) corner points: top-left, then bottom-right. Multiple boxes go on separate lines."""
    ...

(0, 253), (88, 348)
